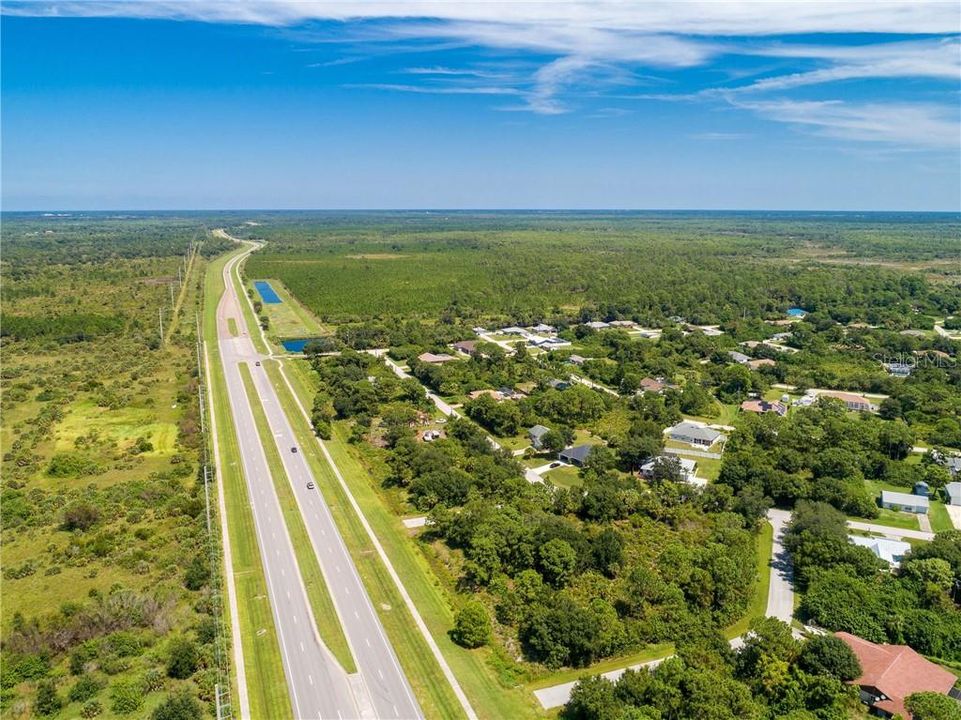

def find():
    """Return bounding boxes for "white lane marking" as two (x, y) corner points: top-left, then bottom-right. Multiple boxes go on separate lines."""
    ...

(335, 565), (341, 573)
(308, 674), (313, 686)
(353, 610), (359, 619)
(300, 642), (304, 652)
(286, 591), (290, 599)
(365, 638), (370, 647)
(378, 669), (384, 680)
(393, 705), (398, 717)
(293, 615), (298, 624)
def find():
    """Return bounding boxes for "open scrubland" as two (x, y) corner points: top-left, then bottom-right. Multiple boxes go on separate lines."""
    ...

(1, 215), (233, 719)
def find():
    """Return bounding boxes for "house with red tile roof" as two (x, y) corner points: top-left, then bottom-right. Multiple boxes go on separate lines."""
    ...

(836, 632), (956, 719)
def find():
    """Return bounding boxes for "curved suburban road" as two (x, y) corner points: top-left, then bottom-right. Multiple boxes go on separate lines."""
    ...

(215, 243), (422, 719)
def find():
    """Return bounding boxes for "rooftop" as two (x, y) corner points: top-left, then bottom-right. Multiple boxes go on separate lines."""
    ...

(837, 632), (956, 719)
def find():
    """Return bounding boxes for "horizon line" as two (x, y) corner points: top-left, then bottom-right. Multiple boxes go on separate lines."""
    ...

(4, 207), (961, 214)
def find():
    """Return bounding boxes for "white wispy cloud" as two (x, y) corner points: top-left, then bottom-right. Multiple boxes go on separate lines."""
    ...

(5, 0), (959, 145)
(5, 1), (957, 35)
(732, 99), (960, 148)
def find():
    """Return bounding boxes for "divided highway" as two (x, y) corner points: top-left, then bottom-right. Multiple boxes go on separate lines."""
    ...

(214, 245), (422, 719)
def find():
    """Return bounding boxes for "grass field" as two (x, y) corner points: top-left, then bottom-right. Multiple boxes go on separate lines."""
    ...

(249, 276), (329, 340)
(271, 358), (546, 719)
(237, 362), (357, 674)
(203, 247), (293, 719)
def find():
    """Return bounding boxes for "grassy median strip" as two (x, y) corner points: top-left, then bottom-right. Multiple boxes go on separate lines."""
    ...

(237, 362), (357, 674)
(204, 248), (293, 720)
(272, 359), (544, 720)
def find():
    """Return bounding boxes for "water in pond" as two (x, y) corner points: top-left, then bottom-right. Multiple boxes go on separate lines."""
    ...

(254, 281), (282, 304)
(281, 338), (318, 353)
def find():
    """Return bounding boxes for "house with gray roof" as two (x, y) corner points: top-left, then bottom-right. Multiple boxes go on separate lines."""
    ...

(666, 421), (726, 448)
(558, 445), (594, 467)
(880, 490), (929, 514)
(728, 350), (751, 364)
(528, 425), (551, 450)
(945, 482), (961, 507)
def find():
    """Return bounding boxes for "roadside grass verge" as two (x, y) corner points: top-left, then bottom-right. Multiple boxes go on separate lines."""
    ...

(203, 248), (292, 719)
(269, 359), (545, 719)
(237, 362), (357, 674)
(723, 520), (774, 640)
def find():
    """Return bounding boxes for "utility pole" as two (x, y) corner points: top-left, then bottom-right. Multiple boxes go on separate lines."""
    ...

(159, 308), (164, 344)
(169, 283), (175, 308)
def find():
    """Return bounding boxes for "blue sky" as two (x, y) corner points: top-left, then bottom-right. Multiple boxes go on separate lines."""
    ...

(2, 1), (959, 210)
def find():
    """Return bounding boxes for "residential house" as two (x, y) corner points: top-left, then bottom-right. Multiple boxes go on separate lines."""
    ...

(548, 378), (571, 391)
(666, 421), (726, 448)
(880, 490), (929, 514)
(417, 352), (457, 364)
(899, 329), (926, 337)
(836, 632), (956, 719)
(816, 390), (876, 412)
(639, 377), (666, 394)
(471, 326), (487, 334)
(558, 444), (594, 467)
(468, 389), (502, 401)
(786, 307), (807, 318)
(608, 320), (636, 328)
(585, 321), (610, 330)
(640, 455), (698, 483)
(452, 340), (479, 356)
(884, 362), (913, 377)
(849, 536), (912, 568)
(568, 354), (587, 365)
(528, 425), (551, 450)
(747, 358), (776, 370)
(740, 399), (788, 416)
(502, 326), (527, 335)
(944, 481), (961, 506)
(531, 323), (555, 333)
(740, 340), (763, 349)
(728, 350), (751, 364)
(947, 456), (961, 478)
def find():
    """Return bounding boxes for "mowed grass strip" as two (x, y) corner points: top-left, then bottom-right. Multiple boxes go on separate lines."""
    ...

(232, 248), (272, 355)
(264, 361), (470, 720)
(204, 248), (293, 719)
(237, 362), (357, 674)
(274, 359), (545, 719)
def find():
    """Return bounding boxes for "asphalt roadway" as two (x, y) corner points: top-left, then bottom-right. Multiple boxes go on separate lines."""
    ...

(216, 247), (422, 720)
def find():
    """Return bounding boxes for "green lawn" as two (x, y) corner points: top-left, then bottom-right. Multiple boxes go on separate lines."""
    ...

(859, 480), (921, 531)
(238, 362), (357, 674)
(273, 358), (546, 719)
(544, 465), (582, 489)
(929, 501), (955, 533)
(203, 246), (292, 719)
